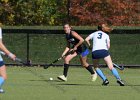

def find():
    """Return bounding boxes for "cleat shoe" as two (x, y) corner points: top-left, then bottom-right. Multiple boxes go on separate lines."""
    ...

(102, 79), (109, 86)
(91, 72), (97, 82)
(117, 79), (125, 86)
(0, 88), (4, 93)
(57, 75), (67, 81)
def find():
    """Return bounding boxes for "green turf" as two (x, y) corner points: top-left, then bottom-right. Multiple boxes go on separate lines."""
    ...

(0, 67), (140, 100)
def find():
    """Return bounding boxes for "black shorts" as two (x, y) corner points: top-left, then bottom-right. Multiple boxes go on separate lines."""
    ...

(76, 43), (88, 55)
(92, 49), (110, 59)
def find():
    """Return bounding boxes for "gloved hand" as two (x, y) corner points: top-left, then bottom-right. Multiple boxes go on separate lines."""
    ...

(8, 53), (16, 61)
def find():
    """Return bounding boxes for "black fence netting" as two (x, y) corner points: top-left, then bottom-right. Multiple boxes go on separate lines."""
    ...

(1, 28), (140, 67)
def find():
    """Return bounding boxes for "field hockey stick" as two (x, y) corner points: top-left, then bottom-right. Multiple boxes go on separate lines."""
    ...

(14, 57), (29, 65)
(43, 50), (75, 69)
(113, 63), (124, 70)
(0, 51), (28, 65)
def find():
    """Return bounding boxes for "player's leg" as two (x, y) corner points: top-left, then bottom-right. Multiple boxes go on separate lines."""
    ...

(79, 56), (97, 81)
(104, 55), (120, 79)
(92, 50), (109, 85)
(57, 52), (77, 81)
(80, 48), (96, 74)
(0, 63), (7, 93)
(93, 59), (109, 85)
(63, 52), (77, 77)
(104, 55), (124, 86)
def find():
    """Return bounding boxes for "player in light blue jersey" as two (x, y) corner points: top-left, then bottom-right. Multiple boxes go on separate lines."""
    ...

(85, 24), (125, 86)
(0, 26), (16, 93)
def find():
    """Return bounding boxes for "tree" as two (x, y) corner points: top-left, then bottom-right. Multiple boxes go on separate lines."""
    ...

(70, 0), (140, 26)
(0, 0), (139, 26)
(0, 0), (67, 25)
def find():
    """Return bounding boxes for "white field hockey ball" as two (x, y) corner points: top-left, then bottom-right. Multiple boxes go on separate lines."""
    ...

(49, 78), (53, 80)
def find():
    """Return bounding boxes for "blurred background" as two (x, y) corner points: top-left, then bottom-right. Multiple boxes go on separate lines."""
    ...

(0, 0), (139, 67)
(0, 0), (139, 26)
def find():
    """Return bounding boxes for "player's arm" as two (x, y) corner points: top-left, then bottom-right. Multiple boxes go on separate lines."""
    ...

(85, 36), (91, 48)
(71, 31), (84, 51)
(107, 39), (110, 49)
(0, 39), (16, 60)
(106, 35), (110, 49)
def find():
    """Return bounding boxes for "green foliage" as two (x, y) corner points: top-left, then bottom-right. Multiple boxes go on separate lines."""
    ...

(0, 0), (67, 25)
(0, 0), (139, 26)
(70, 0), (140, 26)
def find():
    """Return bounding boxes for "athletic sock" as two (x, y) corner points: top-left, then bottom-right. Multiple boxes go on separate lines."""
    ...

(96, 68), (107, 81)
(63, 64), (69, 77)
(0, 77), (4, 88)
(86, 65), (95, 74)
(111, 68), (121, 79)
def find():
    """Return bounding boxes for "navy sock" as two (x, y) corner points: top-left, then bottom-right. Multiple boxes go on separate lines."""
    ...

(86, 65), (95, 74)
(63, 64), (69, 77)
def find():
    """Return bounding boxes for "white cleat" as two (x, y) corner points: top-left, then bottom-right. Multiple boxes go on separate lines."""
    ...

(0, 88), (4, 93)
(91, 72), (97, 82)
(57, 75), (67, 81)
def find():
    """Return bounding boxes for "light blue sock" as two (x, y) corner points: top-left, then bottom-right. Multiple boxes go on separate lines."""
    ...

(0, 77), (4, 88)
(96, 68), (107, 81)
(111, 68), (121, 79)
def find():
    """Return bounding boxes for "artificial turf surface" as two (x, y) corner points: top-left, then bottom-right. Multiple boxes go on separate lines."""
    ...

(0, 66), (140, 100)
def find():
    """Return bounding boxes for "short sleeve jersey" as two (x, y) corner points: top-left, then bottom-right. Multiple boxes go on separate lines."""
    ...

(89, 30), (110, 51)
(66, 31), (79, 46)
(0, 28), (3, 61)
(0, 27), (2, 39)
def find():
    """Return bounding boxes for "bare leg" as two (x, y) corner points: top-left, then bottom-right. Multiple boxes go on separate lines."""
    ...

(104, 55), (120, 79)
(79, 56), (89, 68)
(93, 59), (109, 85)
(104, 55), (124, 86)
(80, 56), (97, 81)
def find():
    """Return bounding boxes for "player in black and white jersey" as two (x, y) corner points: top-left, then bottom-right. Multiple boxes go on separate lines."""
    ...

(85, 24), (125, 86)
(57, 24), (97, 82)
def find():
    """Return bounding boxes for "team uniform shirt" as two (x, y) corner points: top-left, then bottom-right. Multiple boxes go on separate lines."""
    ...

(0, 27), (3, 62)
(0, 27), (2, 39)
(66, 31), (89, 57)
(89, 30), (110, 52)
